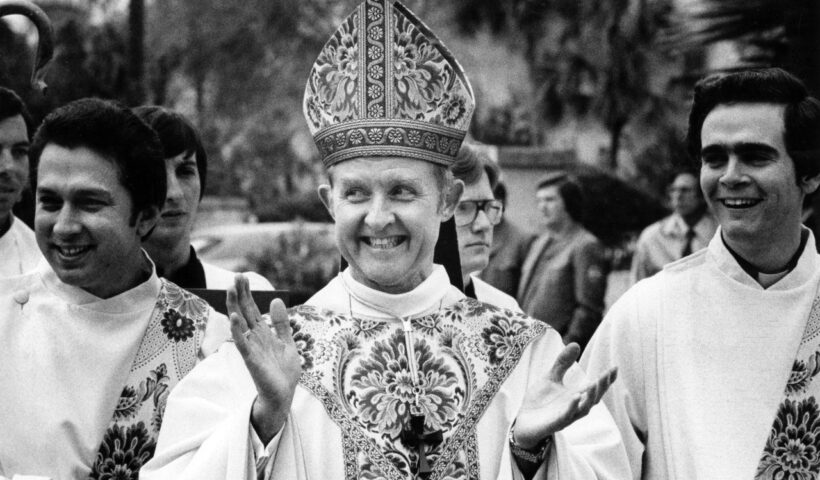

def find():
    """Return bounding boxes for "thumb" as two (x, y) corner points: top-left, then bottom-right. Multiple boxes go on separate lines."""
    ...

(549, 342), (580, 383)
(269, 298), (292, 340)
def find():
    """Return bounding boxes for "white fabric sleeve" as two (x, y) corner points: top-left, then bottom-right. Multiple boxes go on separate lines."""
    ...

(581, 286), (649, 480)
(9, 476), (52, 480)
(249, 418), (285, 480)
(511, 327), (632, 480)
(140, 344), (267, 480)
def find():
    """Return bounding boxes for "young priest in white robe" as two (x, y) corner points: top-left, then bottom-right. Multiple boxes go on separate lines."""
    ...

(0, 87), (43, 277)
(582, 68), (820, 479)
(142, 2), (629, 479)
(0, 99), (227, 480)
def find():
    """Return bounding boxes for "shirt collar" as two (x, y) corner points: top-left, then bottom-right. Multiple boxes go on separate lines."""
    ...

(341, 264), (454, 318)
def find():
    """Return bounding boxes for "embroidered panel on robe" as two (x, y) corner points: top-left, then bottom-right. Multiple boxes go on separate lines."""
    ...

(288, 297), (546, 480)
(88, 280), (210, 479)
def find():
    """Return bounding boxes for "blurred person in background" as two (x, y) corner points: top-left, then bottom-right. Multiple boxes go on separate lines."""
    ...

(452, 143), (521, 311)
(583, 67), (820, 479)
(135, 106), (272, 291)
(0, 87), (42, 277)
(0, 98), (227, 479)
(479, 181), (535, 298)
(630, 168), (716, 283)
(517, 172), (608, 350)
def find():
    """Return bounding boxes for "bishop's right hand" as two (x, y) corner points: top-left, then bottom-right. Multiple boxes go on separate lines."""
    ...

(227, 274), (302, 444)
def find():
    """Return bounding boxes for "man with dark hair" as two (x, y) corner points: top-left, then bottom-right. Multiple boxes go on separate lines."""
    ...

(0, 98), (226, 479)
(517, 172), (608, 350)
(630, 168), (717, 283)
(451, 143), (520, 310)
(582, 67), (820, 478)
(0, 86), (42, 276)
(135, 106), (272, 290)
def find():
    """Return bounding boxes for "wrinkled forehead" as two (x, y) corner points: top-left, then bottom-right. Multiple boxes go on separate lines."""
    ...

(327, 156), (441, 185)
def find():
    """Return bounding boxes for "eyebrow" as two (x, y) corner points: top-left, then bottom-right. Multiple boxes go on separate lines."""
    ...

(701, 142), (779, 157)
(37, 187), (114, 201)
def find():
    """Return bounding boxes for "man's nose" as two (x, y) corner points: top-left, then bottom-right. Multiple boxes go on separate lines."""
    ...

(53, 206), (82, 236)
(364, 196), (394, 230)
(472, 209), (491, 232)
(719, 157), (748, 187)
(166, 172), (183, 200)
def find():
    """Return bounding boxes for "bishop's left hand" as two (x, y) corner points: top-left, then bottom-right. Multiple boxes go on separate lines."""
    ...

(513, 343), (617, 449)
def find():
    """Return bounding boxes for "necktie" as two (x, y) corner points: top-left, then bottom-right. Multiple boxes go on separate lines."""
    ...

(681, 227), (695, 258)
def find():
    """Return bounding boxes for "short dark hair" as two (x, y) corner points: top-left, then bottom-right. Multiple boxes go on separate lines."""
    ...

(29, 98), (166, 218)
(134, 105), (207, 199)
(452, 143), (499, 190)
(537, 171), (584, 223)
(0, 87), (34, 137)
(687, 68), (820, 181)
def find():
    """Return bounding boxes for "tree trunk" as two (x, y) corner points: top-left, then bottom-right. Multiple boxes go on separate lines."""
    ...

(127, 0), (145, 104)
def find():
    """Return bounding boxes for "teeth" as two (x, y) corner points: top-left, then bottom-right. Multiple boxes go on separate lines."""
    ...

(722, 199), (759, 207)
(58, 246), (90, 256)
(367, 237), (401, 249)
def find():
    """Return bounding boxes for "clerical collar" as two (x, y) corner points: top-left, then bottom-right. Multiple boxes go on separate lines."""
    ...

(722, 230), (809, 285)
(161, 246), (206, 288)
(464, 278), (477, 300)
(340, 265), (451, 319)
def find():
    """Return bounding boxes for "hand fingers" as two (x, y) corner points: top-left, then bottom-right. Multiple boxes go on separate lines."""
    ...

(229, 312), (251, 352)
(549, 342), (581, 383)
(576, 367), (618, 413)
(235, 274), (263, 328)
(269, 298), (293, 341)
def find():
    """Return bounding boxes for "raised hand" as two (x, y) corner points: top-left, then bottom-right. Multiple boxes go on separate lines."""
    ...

(513, 343), (617, 450)
(227, 274), (302, 444)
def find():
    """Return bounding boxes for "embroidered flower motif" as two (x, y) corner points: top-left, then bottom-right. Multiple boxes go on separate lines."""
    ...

(758, 397), (820, 480)
(367, 5), (382, 22)
(353, 317), (388, 339)
(367, 128), (384, 142)
(463, 297), (494, 317)
(322, 136), (335, 152)
(350, 330), (463, 440)
(160, 309), (195, 342)
(309, 15), (360, 125)
(481, 314), (529, 365)
(161, 281), (209, 327)
(335, 132), (347, 147)
(367, 104), (385, 118)
(438, 137), (450, 152)
(368, 45), (383, 60)
(367, 84), (384, 99)
(368, 25), (383, 40)
(423, 133), (437, 149)
(392, 17), (448, 121)
(89, 422), (156, 480)
(407, 129), (422, 145)
(291, 319), (315, 370)
(368, 64), (384, 79)
(387, 129), (404, 144)
(787, 352), (820, 396)
(349, 129), (365, 145)
(412, 313), (442, 337)
(305, 97), (324, 129)
(441, 92), (468, 126)
(113, 386), (142, 421)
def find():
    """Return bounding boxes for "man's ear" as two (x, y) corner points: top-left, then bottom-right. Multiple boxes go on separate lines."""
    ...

(318, 184), (335, 220)
(135, 205), (160, 239)
(800, 172), (820, 196)
(439, 179), (464, 220)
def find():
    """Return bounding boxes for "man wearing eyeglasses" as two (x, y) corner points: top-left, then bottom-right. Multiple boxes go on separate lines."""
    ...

(517, 172), (608, 350)
(452, 144), (521, 311)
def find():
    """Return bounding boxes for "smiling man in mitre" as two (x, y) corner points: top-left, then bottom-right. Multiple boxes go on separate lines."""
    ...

(142, 1), (629, 479)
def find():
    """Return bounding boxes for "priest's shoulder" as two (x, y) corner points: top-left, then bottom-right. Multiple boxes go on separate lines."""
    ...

(0, 269), (41, 298)
(658, 246), (709, 277)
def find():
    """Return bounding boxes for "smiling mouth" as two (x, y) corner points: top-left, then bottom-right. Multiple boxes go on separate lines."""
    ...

(363, 236), (405, 249)
(720, 198), (762, 209)
(54, 244), (93, 259)
(161, 211), (186, 218)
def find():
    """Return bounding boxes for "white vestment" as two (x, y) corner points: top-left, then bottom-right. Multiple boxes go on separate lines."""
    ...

(471, 275), (523, 312)
(202, 262), (274, 290)
(142, 265), (630, 480)
(0, 261), (228, 480)
(581, 228), (820, 479)
(0, 215), (42, 277)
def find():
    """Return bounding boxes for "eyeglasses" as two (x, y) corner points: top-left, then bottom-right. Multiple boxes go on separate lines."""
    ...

(454, 199), (503, 227)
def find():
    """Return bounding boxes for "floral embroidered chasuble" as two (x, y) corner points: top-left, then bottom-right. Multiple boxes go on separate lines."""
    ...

(756, 294), (820, 479)
(89, 280), (210, 479)
(289, 299), (544, 479)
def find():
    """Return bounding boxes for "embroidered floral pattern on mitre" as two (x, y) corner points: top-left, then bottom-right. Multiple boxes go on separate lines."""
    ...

(288, 298), (544, 480)
(757, 294), (820, 479)
(302, 0), (474, 167)
(89, 280), (208, 479)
